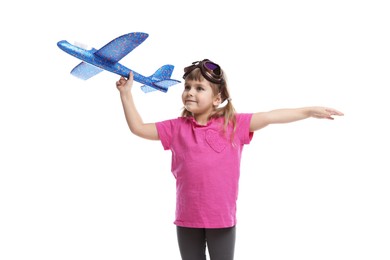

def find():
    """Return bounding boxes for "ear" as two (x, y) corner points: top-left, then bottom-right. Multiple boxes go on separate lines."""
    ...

(213, 93), (222, 107)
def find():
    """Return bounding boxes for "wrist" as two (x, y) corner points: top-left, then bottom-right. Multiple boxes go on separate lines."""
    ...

(120, 90), (133, 100)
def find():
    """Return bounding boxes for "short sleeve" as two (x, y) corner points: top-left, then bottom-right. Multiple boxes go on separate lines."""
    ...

(156, 118), (177, 150)
(235, 113), (254, 145)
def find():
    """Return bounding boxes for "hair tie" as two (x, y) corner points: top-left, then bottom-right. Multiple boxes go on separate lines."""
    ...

(217, 97), (232, 108)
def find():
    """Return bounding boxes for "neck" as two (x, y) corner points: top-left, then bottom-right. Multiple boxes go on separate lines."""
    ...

(194, 116), (208, 125)
(193, 111), (214, 126)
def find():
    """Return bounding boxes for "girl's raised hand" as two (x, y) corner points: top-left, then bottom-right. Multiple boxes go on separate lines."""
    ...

(116, 71), (134, 94)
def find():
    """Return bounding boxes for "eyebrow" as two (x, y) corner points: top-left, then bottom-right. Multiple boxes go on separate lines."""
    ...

(185, 81), (208, 88)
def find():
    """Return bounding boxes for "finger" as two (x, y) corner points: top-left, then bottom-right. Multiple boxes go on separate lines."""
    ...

(326, 108), (344, 116)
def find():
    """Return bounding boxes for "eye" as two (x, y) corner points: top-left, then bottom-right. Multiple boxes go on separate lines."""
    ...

(184, 85), (191, 91)
(196, 86), (204, 91)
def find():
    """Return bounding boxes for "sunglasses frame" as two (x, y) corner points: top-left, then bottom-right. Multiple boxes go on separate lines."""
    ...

(182, 59), (223, 84)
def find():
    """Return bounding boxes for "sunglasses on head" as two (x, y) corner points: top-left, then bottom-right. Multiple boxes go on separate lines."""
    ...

(182, 59), (223, 84)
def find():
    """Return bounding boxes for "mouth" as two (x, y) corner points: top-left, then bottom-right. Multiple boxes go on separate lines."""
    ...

(185, 100), (197, 104)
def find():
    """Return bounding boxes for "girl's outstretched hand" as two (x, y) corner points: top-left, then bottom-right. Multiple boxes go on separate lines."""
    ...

(116, 71), (134, 94)
(310, 107), (344, 120)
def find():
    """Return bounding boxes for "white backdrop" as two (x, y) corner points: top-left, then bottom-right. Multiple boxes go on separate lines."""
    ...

(1, 0), (389, 259)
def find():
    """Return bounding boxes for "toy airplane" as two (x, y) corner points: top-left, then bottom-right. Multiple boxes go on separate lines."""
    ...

(57, 32), (181, 93)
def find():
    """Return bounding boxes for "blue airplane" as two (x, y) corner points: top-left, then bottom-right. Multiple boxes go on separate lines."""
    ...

(57, 32), (181, 93)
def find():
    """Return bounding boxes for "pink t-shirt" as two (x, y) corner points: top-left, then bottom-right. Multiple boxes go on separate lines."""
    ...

(156, 113), (253, 228)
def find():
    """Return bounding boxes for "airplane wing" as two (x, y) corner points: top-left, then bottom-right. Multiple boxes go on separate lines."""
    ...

(94, 32), (148, 63)
(71, 62), (104, 80)
(71, 32), (149, 80)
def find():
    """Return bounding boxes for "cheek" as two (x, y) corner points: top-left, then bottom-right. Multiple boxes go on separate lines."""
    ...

(181, 92), (189, 104)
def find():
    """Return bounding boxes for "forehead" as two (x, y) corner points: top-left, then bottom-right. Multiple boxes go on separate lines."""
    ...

(185, 78), (213, 88)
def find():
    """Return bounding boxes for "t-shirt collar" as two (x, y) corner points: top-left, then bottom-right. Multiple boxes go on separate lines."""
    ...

(187, 116), (217, 127)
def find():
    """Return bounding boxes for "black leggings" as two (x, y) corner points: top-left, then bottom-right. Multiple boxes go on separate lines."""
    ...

(176, 226), (236, 260)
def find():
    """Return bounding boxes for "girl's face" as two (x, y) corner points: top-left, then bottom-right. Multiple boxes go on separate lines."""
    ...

(182, 78), (221, 124)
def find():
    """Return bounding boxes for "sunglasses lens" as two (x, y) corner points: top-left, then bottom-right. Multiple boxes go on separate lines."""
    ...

(204, 61), (221, 76)
(204, 62), (218, 70)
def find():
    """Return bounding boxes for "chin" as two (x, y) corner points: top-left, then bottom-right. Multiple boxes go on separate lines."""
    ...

(184, 105), (191, 111)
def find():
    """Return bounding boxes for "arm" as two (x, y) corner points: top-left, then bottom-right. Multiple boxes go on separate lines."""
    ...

(249, 106), (344, 132)
(116, 72), (159, 140)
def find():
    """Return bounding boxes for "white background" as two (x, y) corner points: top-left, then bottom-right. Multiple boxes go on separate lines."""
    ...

(1, 0), (389, 259)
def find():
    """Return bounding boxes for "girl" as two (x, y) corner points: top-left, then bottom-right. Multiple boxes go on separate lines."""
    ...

(116, 59), (343, 260)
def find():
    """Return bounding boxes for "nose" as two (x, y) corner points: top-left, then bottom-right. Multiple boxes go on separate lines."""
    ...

(187, 87), (195, 96)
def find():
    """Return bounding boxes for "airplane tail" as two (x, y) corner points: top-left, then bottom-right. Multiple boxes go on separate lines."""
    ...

(140, 65), (181, 93)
